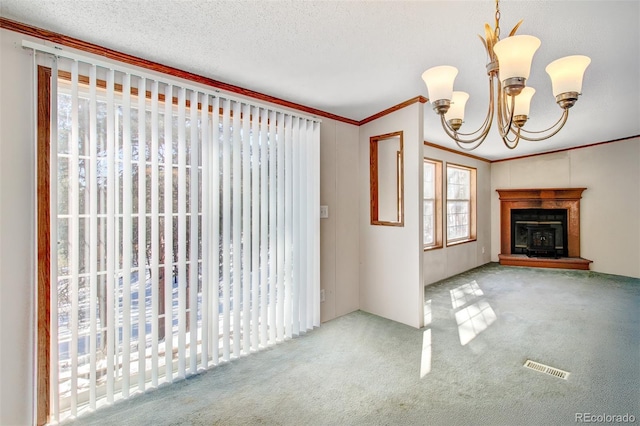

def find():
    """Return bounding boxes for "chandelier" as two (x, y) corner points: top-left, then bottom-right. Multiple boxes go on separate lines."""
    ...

(421, 0), (591, 150)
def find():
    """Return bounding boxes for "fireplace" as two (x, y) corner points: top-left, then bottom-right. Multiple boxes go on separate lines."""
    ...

(497, 188), (591, 270)
(511, 208), (567, 258)
(526, 226), (556, 257)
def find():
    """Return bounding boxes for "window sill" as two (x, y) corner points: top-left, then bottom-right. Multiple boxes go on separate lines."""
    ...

(446, 238), (477, 247)
(423, 244), (443, 252)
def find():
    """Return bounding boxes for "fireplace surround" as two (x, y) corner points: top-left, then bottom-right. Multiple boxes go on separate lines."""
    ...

(497, 188), (592, 270)
(511, 208), (567, 258)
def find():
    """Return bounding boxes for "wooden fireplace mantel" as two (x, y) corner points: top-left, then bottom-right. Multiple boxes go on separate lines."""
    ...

(497, 188), (592, 270)
(496, 188), (587, 202)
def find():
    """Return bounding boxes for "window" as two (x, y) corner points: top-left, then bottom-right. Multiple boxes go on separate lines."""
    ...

(423, 158), (442, 250)
(446, 164), (476, 244)
(36, 53), (321, 423)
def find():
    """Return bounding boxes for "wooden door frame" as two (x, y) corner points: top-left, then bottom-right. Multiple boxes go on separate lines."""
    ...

(36, 64), (51, 426)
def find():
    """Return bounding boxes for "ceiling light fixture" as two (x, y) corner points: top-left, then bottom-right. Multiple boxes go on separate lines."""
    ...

(421, 0), (591, 150)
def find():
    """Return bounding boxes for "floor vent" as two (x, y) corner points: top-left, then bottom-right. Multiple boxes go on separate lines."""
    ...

(524, 359), (570, 380)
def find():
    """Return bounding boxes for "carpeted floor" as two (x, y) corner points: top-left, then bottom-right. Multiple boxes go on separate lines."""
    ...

(68, 263), (640, 426)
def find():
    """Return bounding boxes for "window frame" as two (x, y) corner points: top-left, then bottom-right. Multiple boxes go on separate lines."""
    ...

(423, 158), (443, 251)
(445, 163), (477, 246)
(37, 65), (52, 426)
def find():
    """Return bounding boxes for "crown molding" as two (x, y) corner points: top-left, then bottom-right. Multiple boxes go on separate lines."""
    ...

(358, 96), (428, 126)
(423, 141), (491, 163)
(0, 17), (359, 125)
(490, 135), (639, 163)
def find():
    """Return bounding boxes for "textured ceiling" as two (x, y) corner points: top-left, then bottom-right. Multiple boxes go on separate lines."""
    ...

(1, 0), (638, 160)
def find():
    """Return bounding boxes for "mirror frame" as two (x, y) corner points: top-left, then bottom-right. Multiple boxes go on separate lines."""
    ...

(370, 131), (404, 226)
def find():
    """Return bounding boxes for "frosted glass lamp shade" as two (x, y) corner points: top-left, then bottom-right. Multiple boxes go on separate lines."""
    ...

(422, 66), (458, 102)
(493, 35), (541, 81)
(545, 55), (591, 96)
(445, 91), (470, 121)
(513, 87), (535, 116)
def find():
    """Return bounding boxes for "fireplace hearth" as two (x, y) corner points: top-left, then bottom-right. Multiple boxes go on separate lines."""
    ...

(497, 188), (592, 270)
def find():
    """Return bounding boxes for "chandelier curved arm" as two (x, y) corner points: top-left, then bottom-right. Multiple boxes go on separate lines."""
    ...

(438, 75), (522, 150)
(496, 83), (517, 137)
(502, 128), (521, 149)
(445, 76), (496, 138)
(493, 86), (522, 149)
(439, 114), (491, 147)
(453, 136), (490, 151)
(448, 120), (491, 151)
(499, 119), (522, 149)
(514, 109), (570, 141)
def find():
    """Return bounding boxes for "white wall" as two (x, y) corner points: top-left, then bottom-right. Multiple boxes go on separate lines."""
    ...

(422, 146), (492, 285)
(320, 119), (360, 322)
(0, 28), (37, 425)
(359, 102), (424, 328)
(491, 137), (640, 278)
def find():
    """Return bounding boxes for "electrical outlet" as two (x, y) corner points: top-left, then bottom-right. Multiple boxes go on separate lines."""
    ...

(482, 246), (485, 254)
(320, 289), (326, 302)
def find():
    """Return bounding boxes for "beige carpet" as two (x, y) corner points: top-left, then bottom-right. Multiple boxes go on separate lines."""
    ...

(69, 263), (640, 426)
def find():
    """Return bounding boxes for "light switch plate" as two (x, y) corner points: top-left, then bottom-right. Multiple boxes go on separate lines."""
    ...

(320, 205), (329, 219)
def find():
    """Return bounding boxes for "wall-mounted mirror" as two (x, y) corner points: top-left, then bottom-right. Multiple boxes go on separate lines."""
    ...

(370, 131), (404, 226)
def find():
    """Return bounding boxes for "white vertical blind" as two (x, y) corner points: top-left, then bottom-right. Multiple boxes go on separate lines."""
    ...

(276, 113), (285, 342)
(150, 80), (160, 387)
(105, 68), (116, 404)
(177, 87), (187, 379)
(35, 46), (320, 423)
(298, 120), (308, 332)
(163, 83), (174, 383)
(200, 93), (211, 369)
(137, 76), (147, 392)
(284, 115), (293, 337)
(88, 63), (99, 408)
(121, 72), (133, 399)
(250, 106), (260, 351)
(292, 117), (301, 337)
(221, 99), (232, 362)
(232, 101), (242, 357)
(268, 110), (277, 345)
(241, 103), (251, 354)
(189, 90), (199, 375)
(210, 96), (221, 365)
(311, 121), (321, 327)
(69, 60), (80, 416)
(49, 58), (60, 423)
(259, 108), (269, 347)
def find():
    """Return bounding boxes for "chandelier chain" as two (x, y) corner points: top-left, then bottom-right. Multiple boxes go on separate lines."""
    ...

(494, 0), (501, 39)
